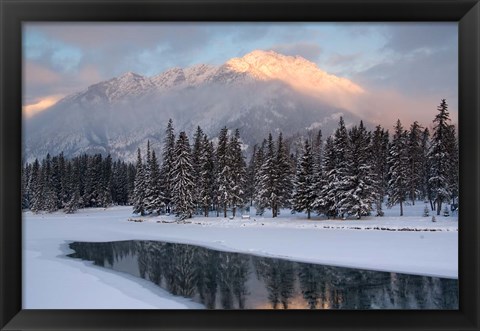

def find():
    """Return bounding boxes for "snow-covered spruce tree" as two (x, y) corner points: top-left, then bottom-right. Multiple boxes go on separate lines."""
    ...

(311, 130), (323, 212)
(318, 117), (349, 218)
(216, 127), (231, 218)
(30, 159), (44, 213)
(420, 128), (434, 208)
(160, 119), (176, 213)
(228, 129), (247, 217)
(252, 140), (266, 215)
(61, 163), (74, 213)
(69, 157), (85, 210)
(112, 160), (129, 205)
(35, 154), (58, 213)
(132, 148), (147, 216)
(198, 135), (215, 217)
(255, 133), (279, 217)
(50, 154), (62, 209)
(145, 149), (165, 214)
(83, 154), (104, 208)
(275, 132), (293, 216)
(292, 139), (316, 219)
(126, 163), (136, 204)
(192, 126), (205, 214)
(58, 153), (68, 208)
(333, 118), (353, 218)
(387, 120), (410, 216)
(100, 154), (113, 207)
(316, 136), (336, 218)
(428, 99), (453, 215)
(62, 160), (73, 208)
(64, 187), (80, 214)
(338, 121), (377, 219)
(245, 145), (257, 207)
(143, 141), (152, 212)
(371, 125), (389, 216)
(445, 124), (459, 205)
(21, 162), (31, 210)
(407, 121), (424, 205)
(172, 131), (195, 220)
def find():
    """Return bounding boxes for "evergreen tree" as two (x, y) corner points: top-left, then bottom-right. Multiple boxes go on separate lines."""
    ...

(253, 140), (266, 215)
(255, 133), (279, 217)
(30, 159), (43, 213)
(101, 154), (113, 207)
(228, 129), (246, 217)
(245, 145), (257, 207)
(64, 187), (80, 214)
(198, 135), (215, 217)
(145, 149), (165, 214)
(332, 117), (350, 218)
(275, 133), (293, 215)
(428, 99), (453, 215)
(216, 127), (231, 218)
(126, 163), (136, 204)
(445, 124), (459, 205)
(172, 132), (195, 219)
(21, 162), (31, 210)
(152, 150), (165, 212)
(316, 136), (336, 218)
(310, 130), (323, 215)
(143, 141), (153, 213)
(160, 119), (176, 213)
(292, 139), (316, 219)
(420, 128), (432, 206)
(387, 120), (409, 216)
(112, 160), (129, 205)
(50, 154), (63, 209)
(407, 121), (424, 204)
(371, 126), (389, 216)
(133, 148), (147, 216)
(192, 126), (205, 214)
(338, 122), (377, 219)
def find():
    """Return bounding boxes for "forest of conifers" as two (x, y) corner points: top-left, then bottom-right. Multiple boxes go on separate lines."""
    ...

(22, 99), (458, 220)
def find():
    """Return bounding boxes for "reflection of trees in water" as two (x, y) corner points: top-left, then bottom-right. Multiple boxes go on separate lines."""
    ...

(69, 241), (115, 267)
(298, 264), (325, 309)
(230, 254), (250, 309)
(217, 253), (250, 309)
(195, 248), (219, 309)
(254, 257), (295, 309)
(68, 241), (459, 310)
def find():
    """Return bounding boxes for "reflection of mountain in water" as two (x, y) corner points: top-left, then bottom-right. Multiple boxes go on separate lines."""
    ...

(68, 240), (458, 310)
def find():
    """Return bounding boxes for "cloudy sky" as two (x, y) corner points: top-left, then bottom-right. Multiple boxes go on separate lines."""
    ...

(23, 22), (458, 125)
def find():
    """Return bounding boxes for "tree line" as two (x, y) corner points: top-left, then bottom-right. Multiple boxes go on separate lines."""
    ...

(22, 153), (136, 213)
(22, 99), (458, 219)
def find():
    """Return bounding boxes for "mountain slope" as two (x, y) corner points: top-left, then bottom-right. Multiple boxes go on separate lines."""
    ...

(24, 50), (367, 161)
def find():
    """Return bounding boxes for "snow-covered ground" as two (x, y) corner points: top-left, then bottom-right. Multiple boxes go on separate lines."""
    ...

(23, 203), (458, 309)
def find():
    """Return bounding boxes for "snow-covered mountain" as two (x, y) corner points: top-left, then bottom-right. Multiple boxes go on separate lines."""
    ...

(24, 50), (367, 162)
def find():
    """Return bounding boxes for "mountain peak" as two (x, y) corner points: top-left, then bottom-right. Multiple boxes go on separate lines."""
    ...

(225, 49), (364, 97)
(118, 71), (144, 79)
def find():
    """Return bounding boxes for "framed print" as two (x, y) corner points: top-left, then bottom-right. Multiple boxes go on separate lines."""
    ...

(1, 0), (479, 330)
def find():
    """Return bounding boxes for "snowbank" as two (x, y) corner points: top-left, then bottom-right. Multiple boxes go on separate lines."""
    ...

(23, 204), (458, 309)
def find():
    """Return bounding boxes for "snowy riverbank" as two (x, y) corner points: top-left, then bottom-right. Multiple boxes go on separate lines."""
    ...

(23, 204), (458, 309)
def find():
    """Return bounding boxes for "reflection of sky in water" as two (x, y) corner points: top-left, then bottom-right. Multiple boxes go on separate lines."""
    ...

(68, 240), (458, 310)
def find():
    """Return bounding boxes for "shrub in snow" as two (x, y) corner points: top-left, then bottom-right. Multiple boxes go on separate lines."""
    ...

(423, 205), (430, 217)
(443, 206), (450, 217)
(431, 215), (436, 222)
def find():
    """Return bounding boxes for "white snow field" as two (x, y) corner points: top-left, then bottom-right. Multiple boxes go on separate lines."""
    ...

(23, 203), (458, 309)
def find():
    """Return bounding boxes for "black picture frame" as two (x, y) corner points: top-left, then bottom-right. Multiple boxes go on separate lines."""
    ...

(1, 0), (479, 330)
